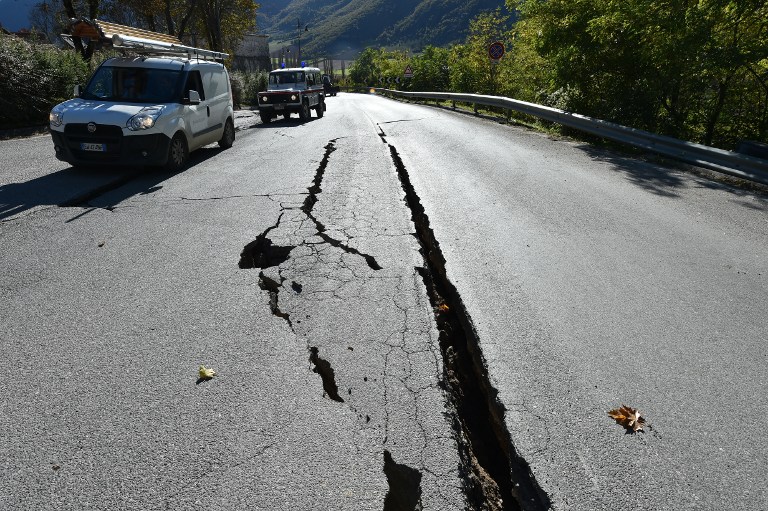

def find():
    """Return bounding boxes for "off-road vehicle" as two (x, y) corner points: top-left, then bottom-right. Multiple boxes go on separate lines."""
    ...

(258, 67), (325, 123)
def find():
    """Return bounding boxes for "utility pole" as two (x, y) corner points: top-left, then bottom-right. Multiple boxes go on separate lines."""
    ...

(297, 19), (308, 65)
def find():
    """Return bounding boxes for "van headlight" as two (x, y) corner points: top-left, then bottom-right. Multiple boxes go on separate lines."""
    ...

(49, 109), (64, 127)
(290, 95), (297, 101)
(127, 106), (163, 131)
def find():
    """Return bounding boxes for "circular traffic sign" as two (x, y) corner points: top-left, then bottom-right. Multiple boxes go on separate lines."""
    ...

(489, 41), (505, 60)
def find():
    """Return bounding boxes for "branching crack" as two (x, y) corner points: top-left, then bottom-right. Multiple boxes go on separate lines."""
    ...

(301, 140), (383, 271)
(385, 136), (551, 511)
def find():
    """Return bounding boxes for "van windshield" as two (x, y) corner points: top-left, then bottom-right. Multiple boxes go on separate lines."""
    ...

(269, 72), (305, 85)
(82, 66), (183, 103)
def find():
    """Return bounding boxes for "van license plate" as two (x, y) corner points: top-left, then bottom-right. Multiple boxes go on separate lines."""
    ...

(81, 143), (105, 152)
(273, 104), (284, 110)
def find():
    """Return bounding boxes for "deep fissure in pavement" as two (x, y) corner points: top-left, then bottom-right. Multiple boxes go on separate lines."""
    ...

(384, 133), (551, 511)
(382, 450), (423, 511)
(309, 347), (345, 402)
(238, 213), (294, 270)
(258, 272), (293, 329)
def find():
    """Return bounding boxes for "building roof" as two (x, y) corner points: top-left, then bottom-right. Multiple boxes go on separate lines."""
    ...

(69, 19), (181, 46)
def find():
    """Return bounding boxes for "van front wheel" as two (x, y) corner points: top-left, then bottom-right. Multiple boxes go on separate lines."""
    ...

(219, 118), (235, 148)
(165, 133), (188, 172)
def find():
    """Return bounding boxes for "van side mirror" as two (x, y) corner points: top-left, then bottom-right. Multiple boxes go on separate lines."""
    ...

(73, 85), (82, 98)
(186, 90), (201, 105)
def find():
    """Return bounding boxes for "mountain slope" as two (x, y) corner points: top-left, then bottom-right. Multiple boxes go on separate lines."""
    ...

(259, 0), (506, 58)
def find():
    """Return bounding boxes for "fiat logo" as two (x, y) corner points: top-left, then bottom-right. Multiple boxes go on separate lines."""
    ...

(87, 122), (97, 133)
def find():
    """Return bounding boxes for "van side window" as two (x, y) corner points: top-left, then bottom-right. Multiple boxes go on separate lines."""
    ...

(184, 71), (205, 101)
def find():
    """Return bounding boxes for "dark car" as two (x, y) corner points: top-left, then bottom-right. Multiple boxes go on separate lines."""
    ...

(322, 75), (339, 97)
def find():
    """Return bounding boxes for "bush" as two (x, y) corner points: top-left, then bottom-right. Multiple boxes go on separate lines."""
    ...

(230, 70), (268, 108)
(0, 34), (94, 129)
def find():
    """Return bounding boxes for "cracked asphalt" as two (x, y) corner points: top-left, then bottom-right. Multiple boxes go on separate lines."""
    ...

(2, 93), (767, 510)
(0, 102), (466, 509)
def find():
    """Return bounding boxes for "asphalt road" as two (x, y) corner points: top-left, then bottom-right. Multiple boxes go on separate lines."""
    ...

(1, 94), (767, 510)
(351, 95), (768, 510)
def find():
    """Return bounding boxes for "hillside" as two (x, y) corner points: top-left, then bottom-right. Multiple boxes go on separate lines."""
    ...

(258, 0), (507, 58)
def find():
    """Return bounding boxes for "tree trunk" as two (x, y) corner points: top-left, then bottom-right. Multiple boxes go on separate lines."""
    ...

(62, 0), (94, 61)
(703, 76), (731, 147)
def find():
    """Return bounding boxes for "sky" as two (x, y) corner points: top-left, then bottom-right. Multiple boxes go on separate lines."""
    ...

(0, 0), (38, 31)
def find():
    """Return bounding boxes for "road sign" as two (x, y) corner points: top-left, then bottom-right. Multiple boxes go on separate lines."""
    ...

(404, 65), (413, 79)
(489, 41), (505, 60)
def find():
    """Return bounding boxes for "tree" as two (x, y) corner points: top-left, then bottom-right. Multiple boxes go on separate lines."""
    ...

(197, 0), (257, 53)
(62, 0), (100, 60)
(350, 47), (380, 86)
(459, 9), (512, 96)
(410, 46), (450, 92)
(506, 0), (768, 147)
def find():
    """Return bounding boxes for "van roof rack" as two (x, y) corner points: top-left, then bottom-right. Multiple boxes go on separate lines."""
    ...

(64, 19), (229, 62)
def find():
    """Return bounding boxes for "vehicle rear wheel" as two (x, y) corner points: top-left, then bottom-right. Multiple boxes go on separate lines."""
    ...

(260, 112), (272, 124)
(218, 117), (235, 148)
(283, 113), (291, 119)
(315, 100), (324, 118)
(299, 100), (310, 120)
(165, 133), (188, 172)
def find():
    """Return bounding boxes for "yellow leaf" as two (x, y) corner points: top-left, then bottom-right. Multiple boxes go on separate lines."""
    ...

(608, 405), (645, 432)
(198, 365), (216, 379)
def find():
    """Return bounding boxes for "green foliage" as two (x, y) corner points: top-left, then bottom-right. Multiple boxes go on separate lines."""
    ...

(0, 34), (92, 129)
(349, 48), (381, 87)
(507, 0), (768, 147)
(410, 46), (451, 92)
(230, 70), (269, 107)
(350, 0), (767, 150)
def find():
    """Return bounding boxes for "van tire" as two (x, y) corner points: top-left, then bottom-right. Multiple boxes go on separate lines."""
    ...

(219, 118), (235, 148)
(165, 133), (188, 172)
(260, 113), (272, 124)
(299, 100), (310, 120)
(315, 100), (324, 118)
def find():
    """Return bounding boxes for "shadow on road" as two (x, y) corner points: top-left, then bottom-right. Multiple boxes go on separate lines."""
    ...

(577, 143), (768, 210)
(0, 147), (221, 221)
(255, 117), (321, 128)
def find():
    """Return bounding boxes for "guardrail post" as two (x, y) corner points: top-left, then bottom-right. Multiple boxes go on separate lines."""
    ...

(474, 103), (479, 115)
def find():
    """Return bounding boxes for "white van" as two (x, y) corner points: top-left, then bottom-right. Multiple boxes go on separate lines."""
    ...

(49, 39), (234, 171)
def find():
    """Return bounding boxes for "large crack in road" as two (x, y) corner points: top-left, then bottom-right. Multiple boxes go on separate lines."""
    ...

(380, 127), (551, 511)
(238, 133), (549, 510)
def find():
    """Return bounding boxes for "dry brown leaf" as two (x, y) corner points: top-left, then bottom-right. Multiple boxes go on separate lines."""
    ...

(437, 304), (450, 312)
(608, 405), (646, 432)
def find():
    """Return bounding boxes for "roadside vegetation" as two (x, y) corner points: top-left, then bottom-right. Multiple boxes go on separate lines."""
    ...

(229, 70), (269, 109)
(350, 1), (768, 151)
(0, 34), (94, 130)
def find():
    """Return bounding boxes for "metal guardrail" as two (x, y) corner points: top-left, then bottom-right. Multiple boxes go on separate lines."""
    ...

(375, 89), (768, 186)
